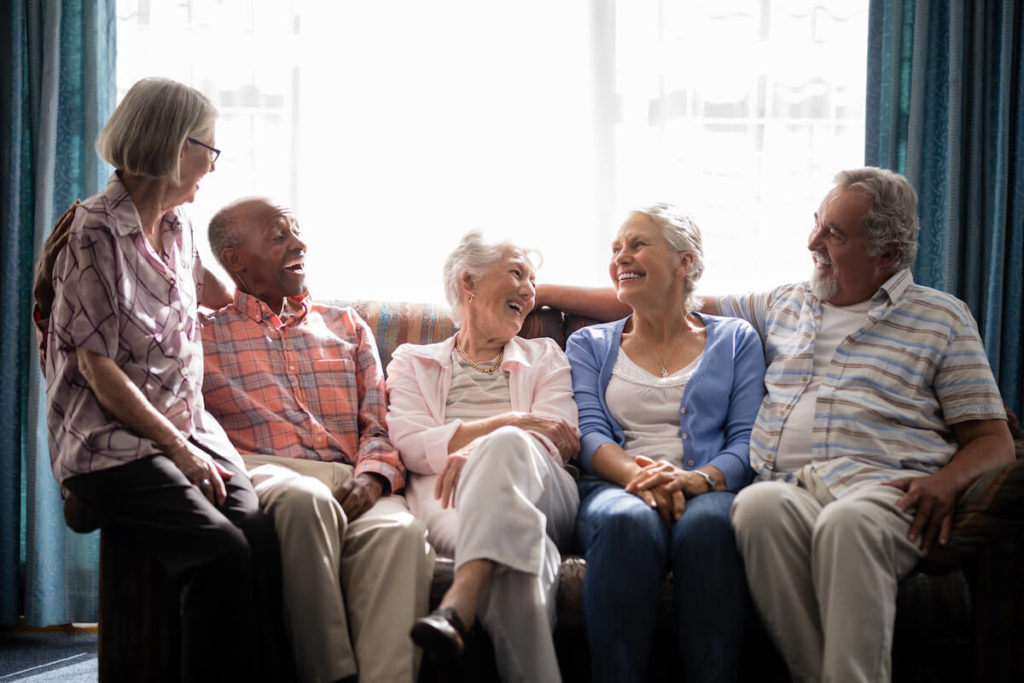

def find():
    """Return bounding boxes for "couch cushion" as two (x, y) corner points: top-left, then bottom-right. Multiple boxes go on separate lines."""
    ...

(329, 300), (455, 373)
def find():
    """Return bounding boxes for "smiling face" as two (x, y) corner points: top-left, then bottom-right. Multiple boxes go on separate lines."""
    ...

(609, 211), (689, 309)
(223, 199), (307, 313)
(463, 251), (536, 341)
(807, 187), (894, 306)
(171, 129), (217, 204)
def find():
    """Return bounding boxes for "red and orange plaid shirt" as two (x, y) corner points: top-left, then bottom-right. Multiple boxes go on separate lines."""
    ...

(200, 290), (404, 492)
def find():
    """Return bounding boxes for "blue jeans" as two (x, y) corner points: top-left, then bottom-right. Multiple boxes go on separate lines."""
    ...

(575, 479), (748, 683)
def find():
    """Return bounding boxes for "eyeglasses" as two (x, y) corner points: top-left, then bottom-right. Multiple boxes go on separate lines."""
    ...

(187, 137), (221, 163)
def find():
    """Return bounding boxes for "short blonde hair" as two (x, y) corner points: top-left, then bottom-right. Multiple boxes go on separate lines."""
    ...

(96, 77), (217, 182)
(443, 231), (538, 326)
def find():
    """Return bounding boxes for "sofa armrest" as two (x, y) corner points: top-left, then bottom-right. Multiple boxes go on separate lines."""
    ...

(917, 454), (1024, 574)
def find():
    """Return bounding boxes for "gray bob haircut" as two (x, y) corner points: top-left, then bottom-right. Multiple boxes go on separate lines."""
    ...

(635, 202), (705, 312)
(96, 77), (217, 182)
(443, 231), (539, 327)
(834, 167), (920, 271)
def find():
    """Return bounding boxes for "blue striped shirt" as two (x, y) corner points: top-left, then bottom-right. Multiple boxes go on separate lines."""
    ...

(720, 269), (1005, 497)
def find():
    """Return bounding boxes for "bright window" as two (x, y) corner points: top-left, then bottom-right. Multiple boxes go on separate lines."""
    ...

(116, 0), (867, 304)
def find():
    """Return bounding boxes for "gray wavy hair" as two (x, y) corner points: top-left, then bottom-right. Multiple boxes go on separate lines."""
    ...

(443, 231), (538, 327)
(96, 77), (217, 182)
(834, 167), (920, 271)
(635, 202), (705, 312)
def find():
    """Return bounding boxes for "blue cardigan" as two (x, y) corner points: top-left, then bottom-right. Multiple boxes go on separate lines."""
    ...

(565, 313), (766, 491)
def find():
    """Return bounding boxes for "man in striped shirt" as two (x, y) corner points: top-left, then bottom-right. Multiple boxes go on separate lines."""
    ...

(535, 166), (1014, 682)
(200, 198), (432, 683)
(717, 168), (1014, 683)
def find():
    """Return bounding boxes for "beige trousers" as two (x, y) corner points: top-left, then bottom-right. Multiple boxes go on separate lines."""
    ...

(422, 426), (579, 683)
(245, 454), (434, 683)
(730, 467), (922, 683)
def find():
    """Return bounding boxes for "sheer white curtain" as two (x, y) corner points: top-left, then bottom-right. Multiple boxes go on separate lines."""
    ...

(116, 0), (867, 303)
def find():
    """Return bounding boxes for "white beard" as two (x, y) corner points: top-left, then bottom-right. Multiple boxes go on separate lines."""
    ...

(810, 269), (838, 301)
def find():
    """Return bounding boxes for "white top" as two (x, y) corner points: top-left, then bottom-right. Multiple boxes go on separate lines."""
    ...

(605, 349), (702, 468)
(444, 350), (512, 423)
(775, 299), (872, 472)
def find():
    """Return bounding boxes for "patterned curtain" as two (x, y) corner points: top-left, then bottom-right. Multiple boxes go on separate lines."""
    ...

(0, 0), (115, 625)
(865, 0), (1024, 417)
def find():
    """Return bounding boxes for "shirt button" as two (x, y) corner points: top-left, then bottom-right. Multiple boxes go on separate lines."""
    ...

(682, 433), (689, 440)
(679, 407), (687, 414)
(687, 459), (695, 466)
(288, 364), (296, 372)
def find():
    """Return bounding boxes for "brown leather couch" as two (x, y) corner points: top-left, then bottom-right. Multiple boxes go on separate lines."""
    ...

(65, 301), (1024, 683)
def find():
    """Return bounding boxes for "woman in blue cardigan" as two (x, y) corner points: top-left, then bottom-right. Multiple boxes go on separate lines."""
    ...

(565, 203), (766, 683)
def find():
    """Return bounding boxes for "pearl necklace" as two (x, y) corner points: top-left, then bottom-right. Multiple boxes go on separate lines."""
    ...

(456, 337), (504, 375)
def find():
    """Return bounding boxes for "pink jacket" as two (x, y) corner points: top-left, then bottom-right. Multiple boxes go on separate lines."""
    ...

(385, 335), (578, 478)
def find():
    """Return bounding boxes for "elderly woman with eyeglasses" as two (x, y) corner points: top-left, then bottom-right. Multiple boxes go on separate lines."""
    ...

(565, 204), (766, 683)
(41, 77), (288, 680)
(386, 232), (580, 683)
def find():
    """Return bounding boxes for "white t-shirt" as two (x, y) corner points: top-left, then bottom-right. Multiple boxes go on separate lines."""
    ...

(605, 349), (702, 469)
(775, 299), (872, 472)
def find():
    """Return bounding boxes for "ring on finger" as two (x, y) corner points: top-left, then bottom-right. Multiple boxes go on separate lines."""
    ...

(199, 478), (211, 491)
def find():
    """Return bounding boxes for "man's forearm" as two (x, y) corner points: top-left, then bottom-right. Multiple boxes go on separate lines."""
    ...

(945, 419), (1015, 493)
(534, 284), (630, 321)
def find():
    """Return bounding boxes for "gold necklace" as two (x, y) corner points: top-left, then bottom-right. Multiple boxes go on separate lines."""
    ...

(456, 337), (504, 375)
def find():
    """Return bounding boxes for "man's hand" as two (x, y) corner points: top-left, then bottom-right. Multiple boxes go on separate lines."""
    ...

(434, 444), (474, 509)
(509, 413), (580, 463)
(885, 417), (1015, 555)
(884, 471), (959, 555)
(334, 473), (385, 521)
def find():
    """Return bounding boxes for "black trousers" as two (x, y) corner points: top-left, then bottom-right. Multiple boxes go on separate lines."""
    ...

(65, 448), (292, 682)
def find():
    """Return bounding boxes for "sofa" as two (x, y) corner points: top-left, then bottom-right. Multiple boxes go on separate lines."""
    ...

(68, 299), (1024, 683)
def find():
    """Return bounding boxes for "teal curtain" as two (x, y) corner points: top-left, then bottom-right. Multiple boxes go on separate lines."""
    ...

(1, 0), (115, 625)
(865, 0), (1024, 417)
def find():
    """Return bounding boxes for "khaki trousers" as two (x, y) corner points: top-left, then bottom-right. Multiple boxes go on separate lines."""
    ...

(245, 454), (434, 683)
(730, 467), (922, 683)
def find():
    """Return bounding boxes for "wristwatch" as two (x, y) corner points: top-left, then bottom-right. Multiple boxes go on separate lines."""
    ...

(694, 469), (716, 492)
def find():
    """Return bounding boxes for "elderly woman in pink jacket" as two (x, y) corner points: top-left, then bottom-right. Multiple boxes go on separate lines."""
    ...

(386, 231), (580, 683)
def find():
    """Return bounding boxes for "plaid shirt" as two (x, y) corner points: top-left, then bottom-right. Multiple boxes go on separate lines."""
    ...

(201, 290), (404, 492)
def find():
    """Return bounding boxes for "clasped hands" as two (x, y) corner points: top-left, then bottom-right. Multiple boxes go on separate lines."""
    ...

(434, 413), (579, 509)
(624, 456), (712, 525)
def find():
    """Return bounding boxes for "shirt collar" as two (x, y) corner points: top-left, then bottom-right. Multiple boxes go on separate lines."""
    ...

(232, 289), (312, 328)
(104, 172), (183, 238)
(877, 268), (913, 303)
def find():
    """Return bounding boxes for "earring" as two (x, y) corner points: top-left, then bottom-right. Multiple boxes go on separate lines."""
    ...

(469, 293), (475, 303)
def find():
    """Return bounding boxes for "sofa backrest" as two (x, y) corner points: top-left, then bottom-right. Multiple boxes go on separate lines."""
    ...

(325, 300), (598, 375)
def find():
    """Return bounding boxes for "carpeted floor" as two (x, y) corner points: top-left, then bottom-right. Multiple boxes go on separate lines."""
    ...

(0, 629), (97, 682)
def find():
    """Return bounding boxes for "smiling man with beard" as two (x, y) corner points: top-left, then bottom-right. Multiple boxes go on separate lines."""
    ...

(714, 168), (1014, 683)
(200, 198), (433, 683)
(536, 167), (1015, 683)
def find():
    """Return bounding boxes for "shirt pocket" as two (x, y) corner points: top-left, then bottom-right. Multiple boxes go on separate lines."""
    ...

(307, 358), (359, 432)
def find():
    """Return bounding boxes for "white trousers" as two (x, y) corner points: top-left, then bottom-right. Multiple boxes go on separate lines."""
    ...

(245, 454), (434, 683)
(414, 426), (579, 683)
(730, 467), (922, 683)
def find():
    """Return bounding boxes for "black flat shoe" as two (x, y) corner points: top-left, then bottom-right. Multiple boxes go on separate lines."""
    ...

(410, 606), (468, 662)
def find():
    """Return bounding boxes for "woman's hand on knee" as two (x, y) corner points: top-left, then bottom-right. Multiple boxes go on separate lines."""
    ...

(509, 413), (580, 463)
(166, 440), (231, 506)
(434, 444), (474, 508)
